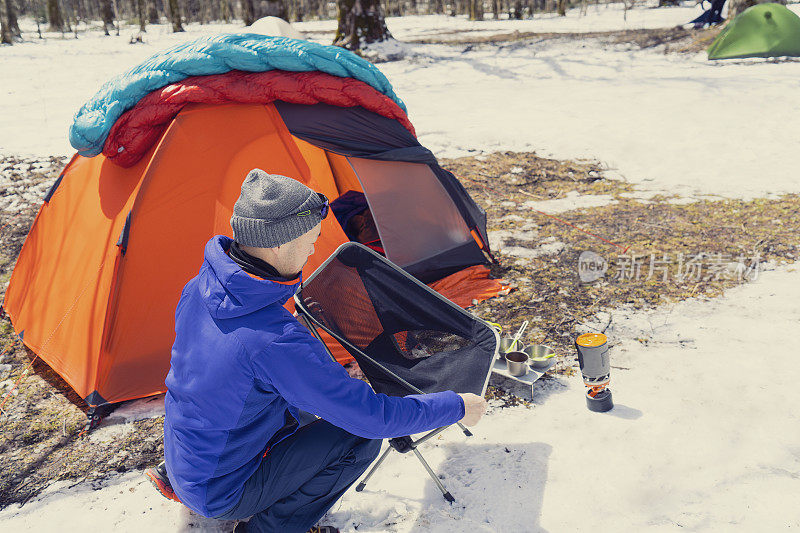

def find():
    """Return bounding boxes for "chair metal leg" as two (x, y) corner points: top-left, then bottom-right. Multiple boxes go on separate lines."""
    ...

(355, 446), (393, 492)
(411, 426), (448, 448)
(411, 448), (455, 503)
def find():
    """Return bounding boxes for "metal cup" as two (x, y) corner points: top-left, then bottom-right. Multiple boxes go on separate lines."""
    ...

(524, 344), (555, 369)
(499, 337), (525, 359)
(505, 351), (529, 377)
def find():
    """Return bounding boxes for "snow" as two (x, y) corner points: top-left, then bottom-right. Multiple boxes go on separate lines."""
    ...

(105, 393), (167, 424)
(489, 227), (567, 259)
(0, 472), (237, 532)
(246, 16), (304, 39)
(381, 39), (800, 200)
(2, 3), (800, 531)
(524, 190), (618, 212)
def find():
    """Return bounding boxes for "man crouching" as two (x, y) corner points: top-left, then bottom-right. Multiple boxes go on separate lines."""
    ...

(159, 169), (486, 533)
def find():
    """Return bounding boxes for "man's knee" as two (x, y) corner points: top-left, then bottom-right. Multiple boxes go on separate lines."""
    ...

(314, 421), (381, 464)
(341, 434), (382, 466)
(360, 438), (382, 463)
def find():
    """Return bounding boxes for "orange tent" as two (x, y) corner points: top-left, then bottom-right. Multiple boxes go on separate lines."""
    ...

(4, 90), (504, 413)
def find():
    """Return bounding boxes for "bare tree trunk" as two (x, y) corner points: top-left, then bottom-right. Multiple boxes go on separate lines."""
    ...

(556, 0), (566, 15)
(241, 0), (254, 24)
(274, 0), (289, 20)
(468, 0), (483, 20)
(47, 0), (64, 30)
(5, 0), (19, 36)
(100, 0), (113, 34)
(167, 0), (184, 30)
(83, 0), (94, 22)
(112, 0), (120, 34)
(177, 0), (187, 24)
(622, 0), (635, 21)
(63, 0), (77, 37)
(61, 0), (73, 34)
(1, 0), (12, 43)
(333, 0), (391, 51)
(34, 0), (44, 37)
(75, 0), (86, 20)
(148, 0), (159, 23)
(135, 0), (146, 30)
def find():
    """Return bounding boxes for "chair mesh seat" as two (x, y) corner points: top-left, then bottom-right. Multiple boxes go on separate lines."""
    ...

(296, 243), (497, 398)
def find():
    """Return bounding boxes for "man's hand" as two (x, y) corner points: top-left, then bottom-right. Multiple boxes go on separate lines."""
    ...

(458, 393), (487, 427)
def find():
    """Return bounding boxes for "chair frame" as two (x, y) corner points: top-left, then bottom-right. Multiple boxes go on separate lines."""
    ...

(294, 243), (499, 502)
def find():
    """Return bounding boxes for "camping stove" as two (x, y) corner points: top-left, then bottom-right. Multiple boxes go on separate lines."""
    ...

(575, 333), (614, 412)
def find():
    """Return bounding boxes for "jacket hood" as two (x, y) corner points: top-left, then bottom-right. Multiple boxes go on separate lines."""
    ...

(198, 235), (301, 319)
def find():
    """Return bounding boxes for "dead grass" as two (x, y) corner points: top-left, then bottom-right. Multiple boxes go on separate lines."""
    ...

(441, 151), (800, 372)
(405, 25), (723, 55)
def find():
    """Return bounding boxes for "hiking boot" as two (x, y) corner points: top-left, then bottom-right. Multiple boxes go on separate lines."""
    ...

(145, 461), (181, 503)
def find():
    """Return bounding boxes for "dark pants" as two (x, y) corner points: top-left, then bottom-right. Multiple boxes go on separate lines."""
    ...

(213, 420), (382, 533)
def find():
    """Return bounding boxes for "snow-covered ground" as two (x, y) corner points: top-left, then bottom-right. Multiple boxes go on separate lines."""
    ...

(378, 37), (800, 201)
(2, 262), (799, 531)
(2, 4), (800, 531)
(2, 4), (800, 199)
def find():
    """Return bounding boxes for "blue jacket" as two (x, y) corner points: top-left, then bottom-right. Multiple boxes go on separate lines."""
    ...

(163, 235), (465, 518)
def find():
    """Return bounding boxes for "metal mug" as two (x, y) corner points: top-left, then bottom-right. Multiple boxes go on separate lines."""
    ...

(524, 344), (555, 369)
(499, 337), (525, 359)
(505, 351), (529, 377)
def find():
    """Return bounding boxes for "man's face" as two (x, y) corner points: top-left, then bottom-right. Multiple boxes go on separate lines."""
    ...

(276, 223), (322, 276)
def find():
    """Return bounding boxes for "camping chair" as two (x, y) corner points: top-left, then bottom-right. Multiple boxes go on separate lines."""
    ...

(294, 242), (499, 502)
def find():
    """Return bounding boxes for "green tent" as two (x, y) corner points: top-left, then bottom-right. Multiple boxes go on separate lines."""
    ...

(708, 3), (800, 59)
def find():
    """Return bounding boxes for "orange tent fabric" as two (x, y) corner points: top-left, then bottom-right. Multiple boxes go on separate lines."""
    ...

(3, 102), (505, 408)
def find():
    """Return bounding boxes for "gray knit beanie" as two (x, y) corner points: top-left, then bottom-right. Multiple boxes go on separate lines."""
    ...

(230, 169), (326, 248)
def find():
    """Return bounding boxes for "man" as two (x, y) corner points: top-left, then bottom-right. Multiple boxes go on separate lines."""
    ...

(157, 169), (487, 533)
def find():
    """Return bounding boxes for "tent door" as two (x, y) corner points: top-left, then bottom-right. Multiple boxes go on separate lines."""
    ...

(345, 157), (485, 282)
